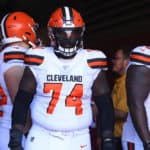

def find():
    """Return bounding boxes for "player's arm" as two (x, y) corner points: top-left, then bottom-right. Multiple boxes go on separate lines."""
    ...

(4, 66), (25, 102)
(8, 66), (36, 150)
(126, 65), (150, 149)
(92, 70), (115, 150)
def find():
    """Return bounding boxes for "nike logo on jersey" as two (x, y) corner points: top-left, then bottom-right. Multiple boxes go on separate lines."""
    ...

(30, 137), (35, 142)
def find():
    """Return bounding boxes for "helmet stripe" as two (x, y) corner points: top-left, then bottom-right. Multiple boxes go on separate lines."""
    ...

(1, 14), (9, 38)
(68, 7), (73, 20)
(63, 6), (73, 21)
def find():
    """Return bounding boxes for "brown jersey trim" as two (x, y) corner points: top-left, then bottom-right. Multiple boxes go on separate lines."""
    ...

(25, 55), (44, 65)
(87, 58), (107, 68)
(130, 52), (150, 65)
(4, 52), (25, 62)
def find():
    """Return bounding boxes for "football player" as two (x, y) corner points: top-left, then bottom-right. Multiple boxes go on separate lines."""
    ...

(0, 11), (40, 150)
(9, 6), (115, 150)
(122, 46), (150, 150)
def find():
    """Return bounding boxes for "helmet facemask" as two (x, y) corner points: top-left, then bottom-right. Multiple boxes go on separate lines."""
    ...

(49, 27), (85, 57)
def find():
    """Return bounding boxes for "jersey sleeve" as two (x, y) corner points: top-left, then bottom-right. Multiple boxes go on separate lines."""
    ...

(24, 46), (49, 66)
(129, 46), (150, 68)
(86, 49), (108, 70)
(1, 46), (25, 73)
(25, 47), (53, 81)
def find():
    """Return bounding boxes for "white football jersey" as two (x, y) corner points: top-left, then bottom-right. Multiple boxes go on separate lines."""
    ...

(26, 47), (108, 131)
(0, 45), (26, 129)
(122, 46), (150, 144)
(129, 45), (150, 68)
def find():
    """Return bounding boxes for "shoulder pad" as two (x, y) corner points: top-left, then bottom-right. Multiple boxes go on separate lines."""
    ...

(3, 46), (25, 62)
(130, 46), (150, 67)
(86, 49), (108, 69)
(24, 47), (48, 66)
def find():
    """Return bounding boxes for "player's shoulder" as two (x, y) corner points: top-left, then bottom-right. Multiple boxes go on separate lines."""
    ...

(2, 45), (26, 63)
(130, 45), (150, 67)
(4, 45), (26, 51)
(25, 46), (53, 66)
(85, 49), (107, 58)
(26, 46), (53, 56)
(83, 48), (108, 69)
(131, 45), (150, 55)
(2, 45), (26, 54)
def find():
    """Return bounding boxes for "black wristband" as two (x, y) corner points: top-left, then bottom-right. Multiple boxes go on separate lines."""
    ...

(8, 128), (23, 148)
(144, 141), (150, 150)
(94, 94), (114, 132)
(103, 138), (115, 150)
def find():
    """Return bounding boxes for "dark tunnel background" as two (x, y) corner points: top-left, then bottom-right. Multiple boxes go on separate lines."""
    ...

(0, 0), (150, 56)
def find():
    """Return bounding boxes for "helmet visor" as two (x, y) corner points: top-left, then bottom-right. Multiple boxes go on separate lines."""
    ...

(53, 27), (84, 48)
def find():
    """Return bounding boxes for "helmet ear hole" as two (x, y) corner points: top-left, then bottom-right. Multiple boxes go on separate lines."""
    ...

(48, 6), (85, 57)
(25, 32), (31, 36)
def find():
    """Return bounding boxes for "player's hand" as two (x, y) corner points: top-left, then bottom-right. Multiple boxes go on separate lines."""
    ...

(102, 138), (116, 150)
(9, 148), (23, 150)
(8, 128), (23, 150)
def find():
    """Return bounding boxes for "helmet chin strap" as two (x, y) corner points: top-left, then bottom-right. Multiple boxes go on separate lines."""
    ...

(28, 41), (36, 48)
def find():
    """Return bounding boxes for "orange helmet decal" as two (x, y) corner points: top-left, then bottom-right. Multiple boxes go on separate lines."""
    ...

(48, 6), (85, 28)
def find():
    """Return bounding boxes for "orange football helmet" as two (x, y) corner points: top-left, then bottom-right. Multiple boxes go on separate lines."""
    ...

(48, 6), (85, 57)
(0, 11), (38, 47)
